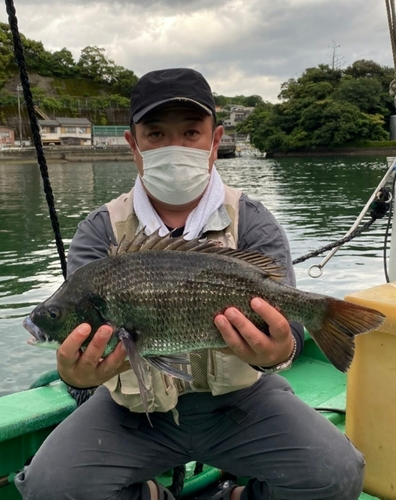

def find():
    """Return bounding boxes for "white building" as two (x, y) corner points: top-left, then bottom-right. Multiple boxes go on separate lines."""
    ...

(38, 117), (92, 146)
(223, 106), (255, 127)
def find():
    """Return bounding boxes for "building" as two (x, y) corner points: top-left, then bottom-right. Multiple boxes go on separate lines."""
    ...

(38, 117), (92, 146)
(223, 106), (255, 128)
(92, 125), (130, 147)
(0, 126), (15, 147)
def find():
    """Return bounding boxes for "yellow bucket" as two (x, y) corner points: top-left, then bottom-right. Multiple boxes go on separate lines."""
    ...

(345, 282), (396, 499)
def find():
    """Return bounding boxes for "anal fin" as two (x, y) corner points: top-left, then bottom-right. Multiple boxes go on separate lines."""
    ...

(145, 355), (193, 381)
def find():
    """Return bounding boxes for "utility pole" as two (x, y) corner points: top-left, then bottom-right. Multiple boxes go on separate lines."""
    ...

(17, 84), (23, 148)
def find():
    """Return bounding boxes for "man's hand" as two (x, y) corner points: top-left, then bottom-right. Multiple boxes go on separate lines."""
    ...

(214, 297), (294, 367)
(57, 324), (130, 388)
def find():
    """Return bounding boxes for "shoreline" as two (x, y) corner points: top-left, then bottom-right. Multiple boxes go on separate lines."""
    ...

(0, 146), (238, 163)
(271, 147), (396, 158)
(0, 148), (133, 164)
(1, 146), (396, 164)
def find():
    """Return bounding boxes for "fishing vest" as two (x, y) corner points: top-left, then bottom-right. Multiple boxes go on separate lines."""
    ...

(103, 185), (261, 414)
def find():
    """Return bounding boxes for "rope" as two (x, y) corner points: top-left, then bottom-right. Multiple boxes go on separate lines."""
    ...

(292, 219), (375, 265)
(293, 187), (391, 265)
(5, 0), (67, 279)
(386, 0), (396, 103)
(4, 0), (93, 409)
(386, 0), (396, 70)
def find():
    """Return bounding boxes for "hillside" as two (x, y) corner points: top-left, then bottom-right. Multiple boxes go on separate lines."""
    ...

(1, 72), (131, 138)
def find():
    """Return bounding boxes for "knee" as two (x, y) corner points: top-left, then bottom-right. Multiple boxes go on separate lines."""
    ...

(304, 443), (366, 500)
(15, 461), (93, 500)
(325, 449), (365, 500)
(246, 440), (365, 500)
(14, 462), (148, 500)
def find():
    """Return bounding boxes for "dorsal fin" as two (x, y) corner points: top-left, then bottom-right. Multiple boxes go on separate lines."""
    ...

(108, 229), (286, 280)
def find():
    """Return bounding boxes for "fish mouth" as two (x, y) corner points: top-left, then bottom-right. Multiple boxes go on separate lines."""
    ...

(23, 316), (49, 344)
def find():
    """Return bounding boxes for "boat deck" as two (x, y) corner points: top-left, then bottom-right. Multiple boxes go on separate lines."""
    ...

(0, 338), (382, 499)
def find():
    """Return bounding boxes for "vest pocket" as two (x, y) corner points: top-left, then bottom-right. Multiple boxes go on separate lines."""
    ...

(106, 368), (180, 413)
(208, 350), (260, 395)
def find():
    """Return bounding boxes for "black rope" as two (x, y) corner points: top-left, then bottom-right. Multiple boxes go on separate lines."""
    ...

(5, 0), (92, 408)
(5, 0), (67, 279)
(383, 175), (396, 282)
(292, 187), (392, 265)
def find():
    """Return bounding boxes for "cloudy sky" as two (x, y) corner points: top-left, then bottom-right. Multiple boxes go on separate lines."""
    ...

(0, 0), (393, 101)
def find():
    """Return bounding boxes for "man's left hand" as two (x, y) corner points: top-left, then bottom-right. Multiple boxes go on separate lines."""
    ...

(214, 297), (294, 367)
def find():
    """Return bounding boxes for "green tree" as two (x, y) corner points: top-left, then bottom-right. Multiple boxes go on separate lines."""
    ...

(0, 23), (15, 84)
(279, 65), (342, 101)
(235, 102), (273, 135)
(242, 95), (264, 107)
(77, 46), (116, 82)
(51, 48), (76, 77)
(299, 100), (387, 147)
(21, 37), (52, 75)
(110, 66), (138, 97)
(344, 59), (384, 79)
(213, 93), (229, 107)
(334, 77), (386, 114)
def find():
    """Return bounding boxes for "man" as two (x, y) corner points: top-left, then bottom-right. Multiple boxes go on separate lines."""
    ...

(15, 68), (365, 500)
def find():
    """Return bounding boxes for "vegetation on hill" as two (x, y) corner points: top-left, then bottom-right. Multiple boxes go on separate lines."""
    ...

(1, 22), (395, 152)
(0, 22), (253, 130)
(236, 60), (396, 152)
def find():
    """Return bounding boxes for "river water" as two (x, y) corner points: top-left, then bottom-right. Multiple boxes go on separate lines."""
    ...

(0, 156), (392, 395)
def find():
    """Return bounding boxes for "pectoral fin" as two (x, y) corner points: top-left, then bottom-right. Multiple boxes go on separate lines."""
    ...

(117, 328), (152, 426)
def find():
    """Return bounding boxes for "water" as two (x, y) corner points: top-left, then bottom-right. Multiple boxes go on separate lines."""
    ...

(0, 156), (391, 395)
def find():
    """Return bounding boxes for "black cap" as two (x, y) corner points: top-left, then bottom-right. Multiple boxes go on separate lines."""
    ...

(130, 68), (217, 124)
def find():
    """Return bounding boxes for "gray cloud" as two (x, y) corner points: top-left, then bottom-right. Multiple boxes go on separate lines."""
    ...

(1, 0), (393, 100)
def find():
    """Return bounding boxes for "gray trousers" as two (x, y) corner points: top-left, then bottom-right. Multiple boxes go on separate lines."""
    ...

(15, 375), (365, 500)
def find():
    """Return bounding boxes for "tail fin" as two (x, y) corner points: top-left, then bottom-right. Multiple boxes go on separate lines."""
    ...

(306, 299), (385, 372)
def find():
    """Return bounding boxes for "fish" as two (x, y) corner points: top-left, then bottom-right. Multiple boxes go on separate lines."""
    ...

(23, 230), (385, 419)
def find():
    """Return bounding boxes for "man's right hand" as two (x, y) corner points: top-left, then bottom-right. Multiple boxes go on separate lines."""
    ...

(57, 323), (130, 388)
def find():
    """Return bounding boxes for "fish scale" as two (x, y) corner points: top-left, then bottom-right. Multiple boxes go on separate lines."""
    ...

(23, 231), (386, 419)
(96, 251), (266, 356)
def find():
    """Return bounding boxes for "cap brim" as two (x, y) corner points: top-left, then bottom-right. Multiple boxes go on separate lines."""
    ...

(132, 97), (213, 124)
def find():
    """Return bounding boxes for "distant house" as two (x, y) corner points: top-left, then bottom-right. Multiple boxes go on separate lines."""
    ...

(92, 125), (130, 147)
(0, 126), (15, 147)
(38, 117), (92, 146)
(223, 106), (255, 127)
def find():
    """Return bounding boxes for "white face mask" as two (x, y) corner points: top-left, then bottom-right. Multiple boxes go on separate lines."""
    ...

(137, 144), (213, 205)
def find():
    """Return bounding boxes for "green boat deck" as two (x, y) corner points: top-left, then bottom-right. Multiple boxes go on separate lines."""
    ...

(0, 338), (381, 499)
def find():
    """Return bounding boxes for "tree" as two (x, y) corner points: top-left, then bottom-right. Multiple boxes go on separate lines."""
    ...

(333, 77), (386, 115)
(279, 65), (342, 101)
(299, 100), (387, 147)
(110, 66), (138, 97)
(213, 93), (229, 107)
(248, 59), (393, 152)
(21, 37), (52, 75)
(77, 46), (116, 82)
(344, 59), (384, 80)
(242, 95), (264, 107)
(0, 23), (15, 78)
(51, 48), (76, 77)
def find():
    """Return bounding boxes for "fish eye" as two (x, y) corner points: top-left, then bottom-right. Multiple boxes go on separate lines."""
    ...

(47, 307), (61, 320)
